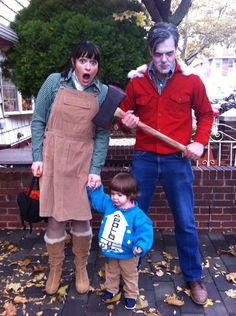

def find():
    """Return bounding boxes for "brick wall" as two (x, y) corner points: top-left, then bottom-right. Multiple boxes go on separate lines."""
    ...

(0, 158), (235, 232)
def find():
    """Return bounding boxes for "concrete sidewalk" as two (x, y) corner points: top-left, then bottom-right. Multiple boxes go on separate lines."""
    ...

(0, 229), (236, 315)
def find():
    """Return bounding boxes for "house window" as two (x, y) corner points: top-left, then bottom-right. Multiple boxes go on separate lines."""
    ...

(214, 58), (222, 71)
(2, 78), (34, 115)
(2, 79), (18, 112)
(21, 96), (33, 111)
(228, 59), (236, 73)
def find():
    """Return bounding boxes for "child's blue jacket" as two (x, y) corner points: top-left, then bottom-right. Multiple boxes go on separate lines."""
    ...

(87, 186), (153, 260)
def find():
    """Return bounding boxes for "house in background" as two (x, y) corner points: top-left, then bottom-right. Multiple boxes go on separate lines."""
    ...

(193, 46), (236, 100)
(0, 23), (33, 148)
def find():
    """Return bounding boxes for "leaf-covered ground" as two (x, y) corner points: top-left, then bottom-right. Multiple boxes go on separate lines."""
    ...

(0, 230), (235, 316)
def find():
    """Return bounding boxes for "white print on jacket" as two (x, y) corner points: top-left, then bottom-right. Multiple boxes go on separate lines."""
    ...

(99, 210), (130, 253)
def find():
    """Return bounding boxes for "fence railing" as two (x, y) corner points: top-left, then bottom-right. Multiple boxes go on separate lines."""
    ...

(196, 119), (236, 167)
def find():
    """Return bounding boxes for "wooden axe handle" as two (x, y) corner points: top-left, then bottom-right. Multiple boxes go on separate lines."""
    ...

(114, 108), (186, 152)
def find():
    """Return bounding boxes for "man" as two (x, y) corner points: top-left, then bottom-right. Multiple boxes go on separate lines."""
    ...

(120, 22), (213, 305)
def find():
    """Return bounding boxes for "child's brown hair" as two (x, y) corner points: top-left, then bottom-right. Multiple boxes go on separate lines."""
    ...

(109, 172), (139, 201)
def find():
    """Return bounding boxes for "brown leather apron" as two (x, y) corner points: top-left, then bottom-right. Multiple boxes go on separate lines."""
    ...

(40, 87), (99, 221)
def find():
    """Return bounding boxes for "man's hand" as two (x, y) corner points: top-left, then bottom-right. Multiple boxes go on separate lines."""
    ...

(87, 174), (101, 190)
(31, 161), (43, 177)
(183, 142), (204, 161)
(121, 110), (139, 129)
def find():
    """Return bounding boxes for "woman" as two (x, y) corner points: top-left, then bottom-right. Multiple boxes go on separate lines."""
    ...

(31, 40), (110, 295)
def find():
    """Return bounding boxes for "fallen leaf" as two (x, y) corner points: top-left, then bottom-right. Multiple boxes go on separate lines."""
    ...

(225, 289), (236, 298)
(145, 307), (163, 316)
(96, 290), (104, 296)
(162, 252), (178, 260)
(98, 268), (105, 279)
(57, 285), (69, 304)
(0, 241), (10, 247)
(217, 245), (236, 256)
(176, 286), (191, 296)
(6, 283), (22, 293)
(33, 273), (45, 281)
(99, 283), (105, 290)
(226, 272), (236, 283)
(13, 296), (28, 304)
(203, 298), (214, 307)
(215, 300), (222, 303)
(172, 265), (181, 274)
(136, 294), (148, 309)
(153, 261), (167, 269)
(33, 283), (44, 288)
(202, 259), (210, 268)
(9, 261), (18, 266)
(18, 258), (31, 268)
(155, 269), (164, 277)
(140, 267), (153, 275)
(89, 285), (95, 292)
(7, 245), (18, 254)
(0, 243), (18, 261)
(33, 265), (47, 272)
(106, 304), (115, 311)
(28, 295), (46, 303)
(58, 285), (69, 296)
(164, 293), (184, 306)
(49, 295), (57, 304)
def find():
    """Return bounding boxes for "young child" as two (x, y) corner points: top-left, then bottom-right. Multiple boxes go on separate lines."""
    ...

(87, 172), (153, 310)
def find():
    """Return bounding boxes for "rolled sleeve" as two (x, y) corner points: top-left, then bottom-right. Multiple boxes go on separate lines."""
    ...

(89, 127), (110, 175)
(31, 73), (61, 161)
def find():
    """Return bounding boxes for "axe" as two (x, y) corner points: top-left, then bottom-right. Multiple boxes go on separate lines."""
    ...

(92, 85), (186, 152)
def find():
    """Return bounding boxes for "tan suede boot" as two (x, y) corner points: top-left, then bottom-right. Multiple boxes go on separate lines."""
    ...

(72, 234), (91, 293)
(45, 240), (65, 295)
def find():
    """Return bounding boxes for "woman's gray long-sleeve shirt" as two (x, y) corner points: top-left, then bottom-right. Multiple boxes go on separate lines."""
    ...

(31, 70), (110, 175)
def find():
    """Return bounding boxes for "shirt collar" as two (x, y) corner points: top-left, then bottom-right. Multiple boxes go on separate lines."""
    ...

(148, 61), (176, 81)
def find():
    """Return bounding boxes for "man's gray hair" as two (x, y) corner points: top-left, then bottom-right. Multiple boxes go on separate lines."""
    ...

(148, 22), (179, 54)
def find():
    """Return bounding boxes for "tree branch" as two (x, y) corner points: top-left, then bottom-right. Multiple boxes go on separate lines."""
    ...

(154, 0), (172, 21)
(169, 0), (192, 25)
(185, 36), (207, 65)
(141, 0), (162, 23)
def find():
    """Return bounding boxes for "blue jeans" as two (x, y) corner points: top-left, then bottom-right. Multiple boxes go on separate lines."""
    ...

(132, 151), (202, 281)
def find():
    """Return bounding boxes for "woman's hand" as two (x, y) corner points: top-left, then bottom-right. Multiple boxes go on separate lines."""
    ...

(127, 64), (147, 79)
(87, 174), (101, 190)
(31, 161), (43, 177)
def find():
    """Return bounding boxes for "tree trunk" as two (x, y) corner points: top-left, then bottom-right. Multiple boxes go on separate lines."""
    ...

(142, 0), (192, 26)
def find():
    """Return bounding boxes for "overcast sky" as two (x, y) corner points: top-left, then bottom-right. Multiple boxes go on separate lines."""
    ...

(0, 0), (29, 26)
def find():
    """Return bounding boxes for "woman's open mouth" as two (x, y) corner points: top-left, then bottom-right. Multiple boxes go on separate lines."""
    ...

(83, 73), (91, 80)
